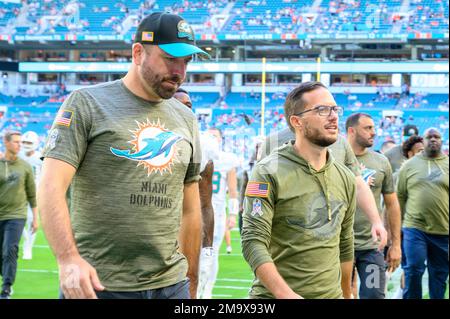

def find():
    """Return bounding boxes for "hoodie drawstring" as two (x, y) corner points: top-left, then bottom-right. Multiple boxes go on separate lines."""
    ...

(309, 163), (332, 221)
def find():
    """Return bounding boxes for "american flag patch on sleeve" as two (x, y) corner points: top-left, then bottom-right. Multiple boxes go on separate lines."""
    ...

(55, 110), (73, 127)
(245, 182), (270, 198)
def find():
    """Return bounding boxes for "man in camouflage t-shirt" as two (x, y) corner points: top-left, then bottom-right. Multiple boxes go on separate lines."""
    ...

(39, 12), (210, 299)
(346, 113), (402, 299)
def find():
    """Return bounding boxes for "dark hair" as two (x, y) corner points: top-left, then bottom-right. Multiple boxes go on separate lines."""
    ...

(284, 81), (327, 132)
(345, 112), (373, 132)
(3, 131), (21, 142)
(402, 135), (424, 158)
(176, 87), (189, 95)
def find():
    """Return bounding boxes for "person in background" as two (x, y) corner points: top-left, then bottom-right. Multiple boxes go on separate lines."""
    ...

(1, 131), (37, 299)
(397, 128), (448, 299)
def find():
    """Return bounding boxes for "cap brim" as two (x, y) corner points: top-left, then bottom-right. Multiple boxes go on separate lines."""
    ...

(159, 43), (211, 59)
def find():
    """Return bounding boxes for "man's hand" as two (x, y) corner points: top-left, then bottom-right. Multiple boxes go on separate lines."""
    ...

(227, 215), (237, 229)
(371, 222), (388, 251)
(59, 255), (105, 299)
(366, 176), (375, 187)
(32, 219), (39, 234)
(386, 244), (402, 272)
(277, 291), (303, 299)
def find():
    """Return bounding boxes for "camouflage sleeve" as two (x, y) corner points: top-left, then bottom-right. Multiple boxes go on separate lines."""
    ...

(42, 90), (91, 169)
(382, 156), (395, 194)
(343, 138), (361, 176)
(339, 176), (356, 263)
(184, 119), (202, 184)
(241, 164), (276, 272)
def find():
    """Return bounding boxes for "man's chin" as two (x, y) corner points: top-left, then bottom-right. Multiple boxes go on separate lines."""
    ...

(157, 88), (177, 99)
(313, 136), (337, 147)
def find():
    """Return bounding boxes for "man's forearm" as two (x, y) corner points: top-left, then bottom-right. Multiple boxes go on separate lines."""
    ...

(355, 176), (382, 224)
(386, 201), (402, 247)
(32, 206), (38, 221)
(340, 260), (354, 299)
(199, 161), (214, 247)
(179, 186), (202, 297)
(179, 216), (201, 284)
(38, 183), (79, 262)
(255, 262), (301, 299)
(200, 205), (214, 247)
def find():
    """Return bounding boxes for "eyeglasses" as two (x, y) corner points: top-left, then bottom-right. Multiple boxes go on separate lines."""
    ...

(294, 105), (344, 117)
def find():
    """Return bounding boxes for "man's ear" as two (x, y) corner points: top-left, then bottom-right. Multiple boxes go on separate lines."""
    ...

(347, 127), (354, 136)
(290, 115), (302, 130)
(132, 43), (144, 65)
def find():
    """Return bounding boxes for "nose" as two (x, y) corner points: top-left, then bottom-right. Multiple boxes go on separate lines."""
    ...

(171, 59), (187, 78)
(328, 109), (339, 120)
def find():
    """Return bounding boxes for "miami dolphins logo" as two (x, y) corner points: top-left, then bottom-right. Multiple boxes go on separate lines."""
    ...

(110, 119), (183, 176)
(360, 163), (376, 184)
(177, 20), (194, 40)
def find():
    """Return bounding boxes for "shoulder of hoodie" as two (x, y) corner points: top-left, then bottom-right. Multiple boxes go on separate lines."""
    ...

(257, 142), (292, 167)
(16, 157), (34, 172)
(331, 158), (357, 189)
(266, 127), (294, 143)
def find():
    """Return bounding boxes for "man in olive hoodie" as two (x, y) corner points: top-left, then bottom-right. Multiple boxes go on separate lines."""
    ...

(0, 131), (37, 299)
(397, 127), (449, 299)
(242, 82), (356, 299)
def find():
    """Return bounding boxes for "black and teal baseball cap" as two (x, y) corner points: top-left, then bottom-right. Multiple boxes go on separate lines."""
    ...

(134, 12), (210, 59)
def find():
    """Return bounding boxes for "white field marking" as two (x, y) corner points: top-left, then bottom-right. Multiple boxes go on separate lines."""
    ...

(212, 294), (233, 298)
(216, 278), (253, 283)
(213, 285), (250, 290)
(25, 245), (50, 249)
(219, 253), (243, 256)
(18, 269), (58, 274)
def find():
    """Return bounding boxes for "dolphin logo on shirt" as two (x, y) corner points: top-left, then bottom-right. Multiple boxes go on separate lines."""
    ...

(110, 132), (182, 161)
(110, 119), (184, 176)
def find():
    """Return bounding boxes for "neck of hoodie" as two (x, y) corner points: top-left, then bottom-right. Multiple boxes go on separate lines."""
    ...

(5, 151), (18, 163)
(293, 137), (329, 171)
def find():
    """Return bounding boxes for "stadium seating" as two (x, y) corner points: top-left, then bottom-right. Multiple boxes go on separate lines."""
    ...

(2, 0), (448, 37)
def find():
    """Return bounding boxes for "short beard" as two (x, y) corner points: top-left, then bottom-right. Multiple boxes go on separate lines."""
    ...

(304, 122), (337, 147)
(425, 145), (442, 157)
(140, 60), (182, 100)
(356, 135), (373, 148)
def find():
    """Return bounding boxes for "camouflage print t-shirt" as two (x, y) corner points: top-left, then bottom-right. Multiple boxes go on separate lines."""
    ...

(42, 80), (201, 291)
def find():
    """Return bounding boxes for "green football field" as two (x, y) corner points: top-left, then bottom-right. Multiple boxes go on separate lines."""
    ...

(10, 228), (448, 299)
(11, 228), (253, 299)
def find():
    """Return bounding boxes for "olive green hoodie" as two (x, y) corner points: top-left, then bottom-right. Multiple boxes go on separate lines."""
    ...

(397, 152), (448, 235)
(242, 141), (356, 299)
(0, 157), (36, 221)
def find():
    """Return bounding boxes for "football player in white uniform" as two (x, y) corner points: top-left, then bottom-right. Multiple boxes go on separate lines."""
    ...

(199, 127), (239, 299)
(174, 89), (220, 298)
(19, 131), (41, 260)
